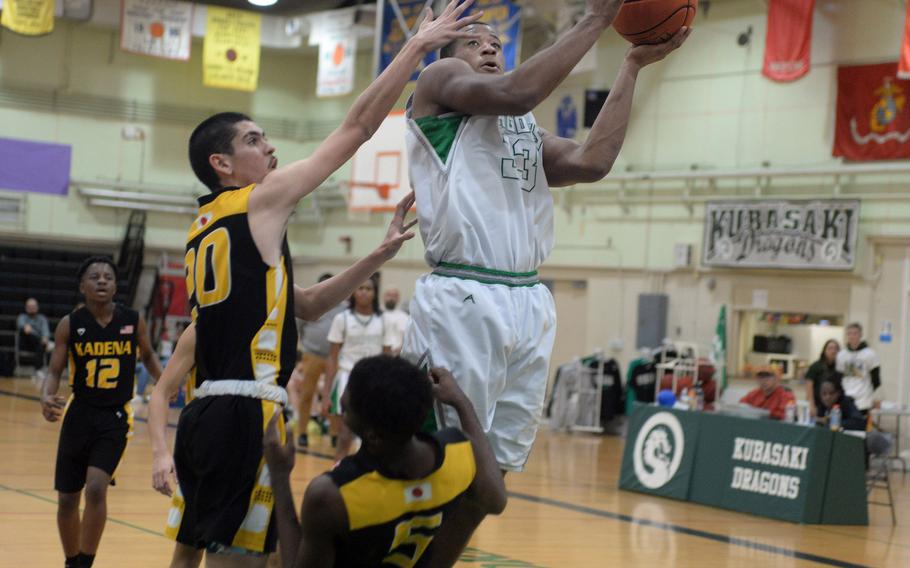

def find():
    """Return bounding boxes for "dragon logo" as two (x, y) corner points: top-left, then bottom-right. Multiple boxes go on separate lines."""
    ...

(633, 412), (685, 489)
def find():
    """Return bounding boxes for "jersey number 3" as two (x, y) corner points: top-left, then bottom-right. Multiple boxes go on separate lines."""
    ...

(185, 227), (232, 308)
(383, 512), (443, 568)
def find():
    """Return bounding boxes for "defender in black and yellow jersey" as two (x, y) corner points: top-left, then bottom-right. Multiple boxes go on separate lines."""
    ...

(41, 257), (162, 568)
(264, 356), (507, 568)
(148, 4), (484, 566)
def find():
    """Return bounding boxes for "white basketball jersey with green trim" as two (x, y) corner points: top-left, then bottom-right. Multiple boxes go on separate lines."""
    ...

(405, 104), (554, 273)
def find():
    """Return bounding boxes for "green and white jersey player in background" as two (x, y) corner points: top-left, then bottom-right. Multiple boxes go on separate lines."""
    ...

(401, 0), (690, 563)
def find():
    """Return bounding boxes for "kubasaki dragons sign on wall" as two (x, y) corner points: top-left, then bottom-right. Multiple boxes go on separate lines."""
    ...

(702, 200), (860, 270)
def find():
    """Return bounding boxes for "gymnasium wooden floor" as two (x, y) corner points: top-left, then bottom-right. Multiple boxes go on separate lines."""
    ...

(2, 378), (909, 567)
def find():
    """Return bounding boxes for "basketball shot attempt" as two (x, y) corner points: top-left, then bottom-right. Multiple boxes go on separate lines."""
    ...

(401, 0), (691, 561)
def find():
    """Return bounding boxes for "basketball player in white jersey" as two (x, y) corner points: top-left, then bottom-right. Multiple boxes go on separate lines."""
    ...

(402, 0), (689, 561)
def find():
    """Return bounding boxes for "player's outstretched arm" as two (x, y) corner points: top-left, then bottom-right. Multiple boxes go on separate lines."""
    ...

(150, 322), (196, 496)
(137, 314), (163, 382)
(294, 476), (346, 568)
(248, 0), (481, 231)
(263, 413), (302, 568)
(415, 0), (621, 117)
(541, 28), (691, 186)
(263, 413), (346, 568)
(294, 192), (417, 321)
(40, 316), (70, 422)
(430, 367), (507, 514)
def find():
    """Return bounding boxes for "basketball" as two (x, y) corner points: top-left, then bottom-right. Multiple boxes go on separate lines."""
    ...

(613, 0), (698, 45)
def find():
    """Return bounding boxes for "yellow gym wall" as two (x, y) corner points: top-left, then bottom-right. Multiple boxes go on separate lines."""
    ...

(1, 0), (909, 405)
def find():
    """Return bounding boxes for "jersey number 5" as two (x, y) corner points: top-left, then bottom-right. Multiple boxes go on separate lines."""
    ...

(383, 512), (443, 568)
(85, 358), (120, 389)
(185, 227), (232, 308)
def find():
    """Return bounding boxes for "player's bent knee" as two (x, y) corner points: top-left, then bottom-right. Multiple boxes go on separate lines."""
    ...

(83, 479), (109, 505)
(58, 491), (81, 510)
(170, 543), (204, 568)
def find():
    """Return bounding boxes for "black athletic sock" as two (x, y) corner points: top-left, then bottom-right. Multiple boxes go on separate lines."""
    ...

(78, 553), (95, 567)
(64, 555), (79, 568)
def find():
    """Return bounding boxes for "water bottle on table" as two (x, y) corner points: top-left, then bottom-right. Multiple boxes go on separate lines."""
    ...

(829, 404), (842, 432)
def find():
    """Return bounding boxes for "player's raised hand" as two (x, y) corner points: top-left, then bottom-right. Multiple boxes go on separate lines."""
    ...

(377, 191), (418, 261)
(40, 394), (65, 422)
(412, 0), (484, 54)
(627, 27), (691, 67)
(586, 0), (624, 24)
(429, 367), (469, 407)
(263, 411), (295, 476)
(152, 451), (176, 497)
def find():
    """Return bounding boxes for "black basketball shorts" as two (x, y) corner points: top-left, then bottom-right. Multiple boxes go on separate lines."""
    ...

(165, 395), (284, 555)
(54, 398), (133, 493)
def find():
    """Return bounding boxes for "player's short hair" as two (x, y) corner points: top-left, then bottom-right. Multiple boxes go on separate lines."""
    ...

(847, 322), (863, 333)
(346, 355), (433, 443)
(440, 22), (495, 59)
(189, 112), (251, 191)
(77, 256), (117, 282)
(318, 272), (334, 283)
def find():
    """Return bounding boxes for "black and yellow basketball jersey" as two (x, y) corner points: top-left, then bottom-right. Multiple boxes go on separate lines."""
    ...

(67, 305), (140, 407)
(185, 185), (297, 388)
(328, 428), (476, 568)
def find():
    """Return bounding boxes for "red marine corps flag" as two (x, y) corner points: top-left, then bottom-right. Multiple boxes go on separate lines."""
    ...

(762, 0), (815, 82)
(834, 62), (910, 161)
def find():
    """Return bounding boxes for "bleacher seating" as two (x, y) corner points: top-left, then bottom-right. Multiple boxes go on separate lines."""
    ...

(0, 244), (122, 376)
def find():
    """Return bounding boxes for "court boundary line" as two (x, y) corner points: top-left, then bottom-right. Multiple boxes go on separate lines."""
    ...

(0, 388), (873, 567)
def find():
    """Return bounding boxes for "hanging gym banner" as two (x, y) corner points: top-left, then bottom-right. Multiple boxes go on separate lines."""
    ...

(120, 0), (193, 61)
(833, 62), (910, 161)
(1, 0), (55, 36)
(701, 200), (860, 271)
(375, 0), (435, 81)
(309, 9), (357, 98)
(900, 1), (910, 80)
(203, 6), (261, 92)
(762, 0), (814, 82)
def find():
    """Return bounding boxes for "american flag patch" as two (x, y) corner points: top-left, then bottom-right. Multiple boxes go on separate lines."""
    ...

(120, 325), (134, 334)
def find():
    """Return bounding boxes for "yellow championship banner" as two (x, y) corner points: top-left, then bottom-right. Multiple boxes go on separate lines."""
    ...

(203, 6), (261, 92)
(1, 0), (55, 36)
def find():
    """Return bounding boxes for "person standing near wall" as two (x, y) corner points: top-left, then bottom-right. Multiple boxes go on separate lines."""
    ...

(804, 339), (841, 417)
(381, 287), (409, 356)
(837, 323), (881, 415)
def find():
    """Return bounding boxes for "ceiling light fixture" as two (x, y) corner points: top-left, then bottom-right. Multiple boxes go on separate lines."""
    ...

(248, 0), (278, 7)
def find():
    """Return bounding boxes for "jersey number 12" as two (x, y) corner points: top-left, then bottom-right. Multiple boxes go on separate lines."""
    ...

(85, 358), (119, 389)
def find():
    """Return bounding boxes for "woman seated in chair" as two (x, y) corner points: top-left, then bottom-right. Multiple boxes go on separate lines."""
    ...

(816, 379), (866, 431)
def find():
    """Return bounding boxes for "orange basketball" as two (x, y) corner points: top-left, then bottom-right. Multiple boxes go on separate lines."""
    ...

(613, 0), (697, 45)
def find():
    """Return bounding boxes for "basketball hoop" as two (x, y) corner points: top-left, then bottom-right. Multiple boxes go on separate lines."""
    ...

(346, 181), (393, 200)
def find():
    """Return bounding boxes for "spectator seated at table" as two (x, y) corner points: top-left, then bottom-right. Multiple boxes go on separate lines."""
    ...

(740, 368), (796, 420)
(815, 378), (866, 431)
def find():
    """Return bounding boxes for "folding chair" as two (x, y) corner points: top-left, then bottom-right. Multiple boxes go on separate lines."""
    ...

(866, 431), (898, 525)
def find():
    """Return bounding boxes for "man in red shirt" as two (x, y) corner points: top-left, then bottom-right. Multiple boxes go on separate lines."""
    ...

(740, 369), (796, 420)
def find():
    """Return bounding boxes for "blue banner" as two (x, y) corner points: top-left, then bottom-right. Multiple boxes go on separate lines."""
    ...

(376, 0), (436, 80)
(556, 95), (578, 138)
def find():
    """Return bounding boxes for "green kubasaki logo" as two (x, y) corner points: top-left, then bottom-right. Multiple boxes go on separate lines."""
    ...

(633, 412), (685, 489)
